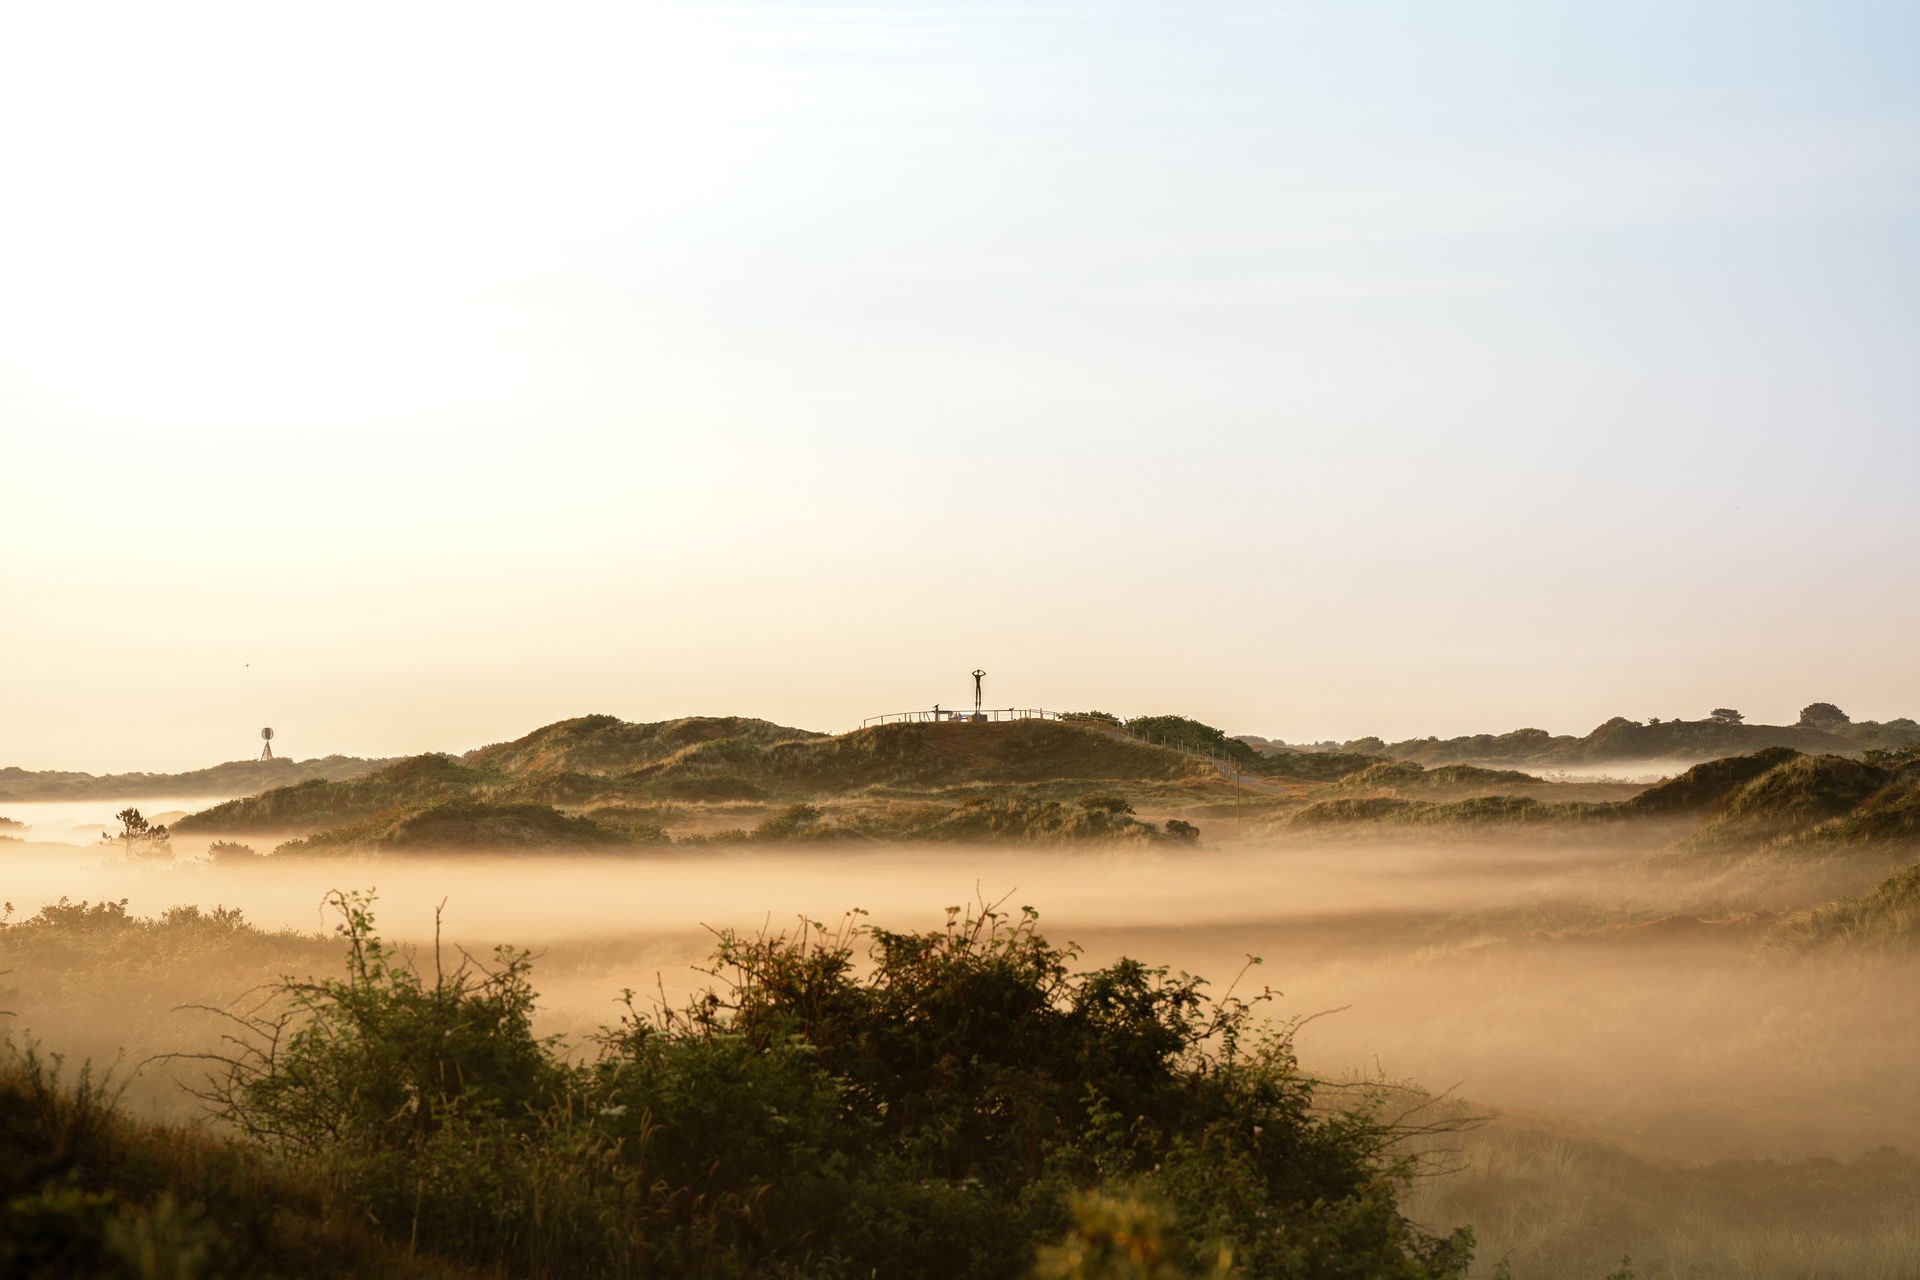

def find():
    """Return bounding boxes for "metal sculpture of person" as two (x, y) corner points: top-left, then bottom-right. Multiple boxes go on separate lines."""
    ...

(972, 669), (986, 713)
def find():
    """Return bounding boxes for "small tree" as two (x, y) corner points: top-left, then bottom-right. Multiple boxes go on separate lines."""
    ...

(103, 807), (171, 860)
(1798, 702), (1849, 727)
(1709, 708), (1744, 725)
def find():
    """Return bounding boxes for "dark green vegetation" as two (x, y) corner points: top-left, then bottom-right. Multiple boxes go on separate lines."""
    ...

(1288, 794), (1589, 829)
(1116, 716), (1269, 769)
(0, 755), (394, 802)
(0, 1049), (462, 1280)
(1243, 710), (1920, 769)
(5, 894), (1478, 1279)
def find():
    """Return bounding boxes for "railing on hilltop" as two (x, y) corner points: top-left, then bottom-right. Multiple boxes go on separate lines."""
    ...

(860, 708), (1067, 728)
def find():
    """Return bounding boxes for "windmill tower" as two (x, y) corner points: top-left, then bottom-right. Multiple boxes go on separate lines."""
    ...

(260, 727), (275, 761)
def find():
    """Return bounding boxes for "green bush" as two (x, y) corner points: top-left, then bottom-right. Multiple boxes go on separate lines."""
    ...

(165, 893), (1475, 1278)
(664, 772), (771, 801)
(1079, 794), (1136, 815)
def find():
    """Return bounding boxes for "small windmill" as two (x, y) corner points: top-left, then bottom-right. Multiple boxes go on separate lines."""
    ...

(260, 727), (275, 760)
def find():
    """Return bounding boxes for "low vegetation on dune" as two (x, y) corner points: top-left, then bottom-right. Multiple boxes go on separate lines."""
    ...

(1275, 747), (1920, 863)
(1114, 716), (1270, 769)
(1681, 754), (1898, 849)
(1287, 794), (1600, 830)
(1772, 859), (1920, 950)
(2, 893), (1479, 1279)
(688, 793), (1200, 847)
(1780, 776), (1920, 849)
(1333, 762), (1540, 797)
(1248, 751), (1391, 782)
(173, 752), (496, 835)
(0, 1049), (464, 1280)
(275, 797), (670, 856)
(1614, 748), (1801, 815)
(749, 720), (1213, 793)
(1398, 1105), (1920, 1280)
(465, 713), (823, 776)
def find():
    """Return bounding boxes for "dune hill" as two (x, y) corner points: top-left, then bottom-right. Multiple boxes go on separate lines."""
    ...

(1282, 749), (1920, 858)
(1284, 717), (1902, 769)
(163, 714), (1920, 861)
(0, 755), (395, 802)
(1616, 747), (1803, 815)
(173, 716), (1220, 851)
(738, 719), (1212, 792)
(174, 754), (492, 834)
(464, 714), (822, 775)
(278, 796), (668, 856)
(1684, 754), (1896, 846)
(1774, 859), (1920, 950)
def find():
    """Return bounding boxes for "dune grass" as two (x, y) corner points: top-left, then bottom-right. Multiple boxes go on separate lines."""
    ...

(1397, 1108), (1920, 1280)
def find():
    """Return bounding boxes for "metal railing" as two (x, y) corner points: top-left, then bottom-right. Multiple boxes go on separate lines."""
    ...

(860, 707), (1066, 728)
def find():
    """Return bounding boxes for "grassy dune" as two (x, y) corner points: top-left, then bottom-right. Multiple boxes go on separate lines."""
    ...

(172, 718), (1227, 854)
(173, 753), (495, 834)
(1772, 860), (1920, 950)
(465, 713), (823, 775)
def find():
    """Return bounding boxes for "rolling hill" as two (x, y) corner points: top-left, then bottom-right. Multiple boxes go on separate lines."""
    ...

(463, 713), (822, 774)
(170, 715), (1227, 852)
(0, 754), (396, 801)
(1248, 715), (1916, 770)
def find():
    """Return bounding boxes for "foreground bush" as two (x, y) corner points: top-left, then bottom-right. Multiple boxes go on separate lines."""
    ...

(17, 892), (1473, 1278)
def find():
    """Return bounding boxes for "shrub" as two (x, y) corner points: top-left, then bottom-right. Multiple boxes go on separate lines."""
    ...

(204, 841), (259, 864)
(177, 894), (1475, 1278)
(1864, 742), (1920, 769)
(1079, 794), (1136, 815)
(203, 890), (563, 1155)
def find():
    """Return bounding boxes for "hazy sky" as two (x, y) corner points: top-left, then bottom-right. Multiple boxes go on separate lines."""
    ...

(5, 1), (1918, 771)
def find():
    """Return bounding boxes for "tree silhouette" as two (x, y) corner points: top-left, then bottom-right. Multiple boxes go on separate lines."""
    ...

(105, 807), (172, 860)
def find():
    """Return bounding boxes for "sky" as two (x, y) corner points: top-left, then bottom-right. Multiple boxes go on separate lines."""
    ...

(4, 0), (1918, 772)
